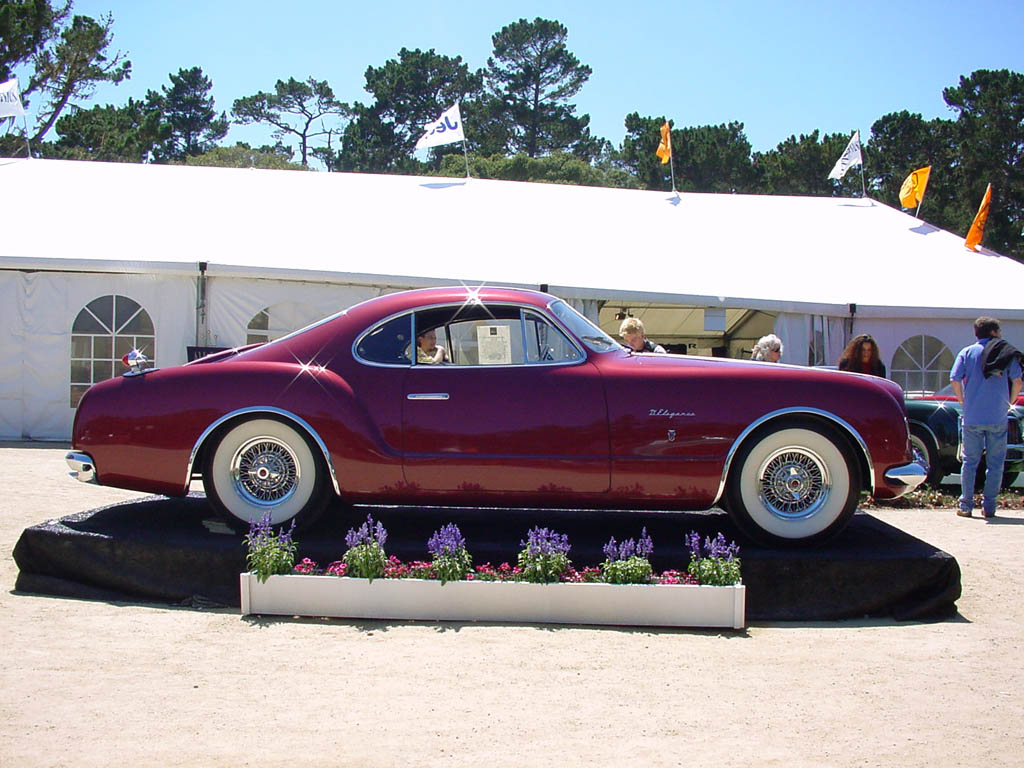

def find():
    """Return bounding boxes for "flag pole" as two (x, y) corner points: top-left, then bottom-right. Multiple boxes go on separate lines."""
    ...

(461, 138), (470, 180)
(858, 130), (867, 198)
(22, 114), (31, 158)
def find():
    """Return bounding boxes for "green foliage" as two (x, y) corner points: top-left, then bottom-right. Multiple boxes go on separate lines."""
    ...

(619, 115), (755, 192)
(942, 69), (1024, 259)
(185, 142), (306, 170)
(436, 150), (638, 188)
(232, 76), (346, 167)
(688, 555), (742, 587)
(482, 17), (598, 159)
(45, 97), (165, 162)
(0, 4), (130, 149)
(431, 549), (473, 585)
(343, 542), (388, 582)
(753, 130), (861, 196)
(146, 66), (228, 163)
(0, 0), (66, 82)
(517, 549), (570, 583)
(600, 556), (652, 585)
(244, 518), (297, 584)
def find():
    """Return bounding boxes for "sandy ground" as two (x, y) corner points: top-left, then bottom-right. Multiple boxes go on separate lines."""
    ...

(2, 443), (1024, 768)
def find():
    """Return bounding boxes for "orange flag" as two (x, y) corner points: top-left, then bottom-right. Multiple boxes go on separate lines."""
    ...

(655, 121), (671, 164)
(899, 166), (931, 209)
(965, 183), (992, 251)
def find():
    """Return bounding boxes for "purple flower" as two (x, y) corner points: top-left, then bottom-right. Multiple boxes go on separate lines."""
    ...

(637, 527), (654, 558)
(345, 513), (388, 549)
(520, 526), (570, 557)
(684, 530), (739, 561)
(428, 523), (466, 558)
(602, 537), (618, 561)
(603, 528), (654, 561)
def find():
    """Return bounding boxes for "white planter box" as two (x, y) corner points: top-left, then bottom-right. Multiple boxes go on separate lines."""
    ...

(240, 573), (745, 629)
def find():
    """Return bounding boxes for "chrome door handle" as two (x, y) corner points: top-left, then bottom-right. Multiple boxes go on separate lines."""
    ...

(407, 393), (450, 400)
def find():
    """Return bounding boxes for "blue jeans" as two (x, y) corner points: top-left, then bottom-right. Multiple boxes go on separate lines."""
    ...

(960, 423), (1008, 514)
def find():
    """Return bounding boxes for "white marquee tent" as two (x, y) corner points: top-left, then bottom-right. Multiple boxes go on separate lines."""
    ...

(3, 157), (1023, 439)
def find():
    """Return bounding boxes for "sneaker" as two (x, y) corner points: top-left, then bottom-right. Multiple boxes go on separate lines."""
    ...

(957, 509), (973, 518)
(981, 510), (996, 519)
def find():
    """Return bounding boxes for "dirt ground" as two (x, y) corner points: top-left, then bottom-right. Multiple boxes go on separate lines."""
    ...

(2, 442), (1023, 768)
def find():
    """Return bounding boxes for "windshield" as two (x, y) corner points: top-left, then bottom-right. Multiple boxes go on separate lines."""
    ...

(548, 300), (619, 353)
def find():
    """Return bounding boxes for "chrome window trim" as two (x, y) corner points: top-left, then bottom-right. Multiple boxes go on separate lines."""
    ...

(187, 406), (340, 495)
(352, 301), (587, 369)
(712, 407), (875, 506)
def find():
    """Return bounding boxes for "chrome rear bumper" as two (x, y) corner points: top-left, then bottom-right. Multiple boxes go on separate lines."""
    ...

(884, 462), (927, 496)
(65, 451), (97, 484)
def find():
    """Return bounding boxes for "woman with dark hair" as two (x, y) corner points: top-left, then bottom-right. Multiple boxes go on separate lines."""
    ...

(837, 334), (886, 377)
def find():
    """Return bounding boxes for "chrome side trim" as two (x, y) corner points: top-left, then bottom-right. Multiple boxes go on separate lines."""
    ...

(65, 451), (97, 484)
(712, 407), (875, 506)
(884, 462), (927, 496)
(186, 407), (340, 496)
(407, 393), (450, 400)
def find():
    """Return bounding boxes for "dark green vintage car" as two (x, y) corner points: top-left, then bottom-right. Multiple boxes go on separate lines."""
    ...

(905, 391), (1024, 489)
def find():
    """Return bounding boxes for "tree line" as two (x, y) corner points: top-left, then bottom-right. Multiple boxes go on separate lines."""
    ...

(2, 3), (1021, 260)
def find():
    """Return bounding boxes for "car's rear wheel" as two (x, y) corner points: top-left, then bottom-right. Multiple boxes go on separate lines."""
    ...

(725, 423), (860, 546)
(203, 417), (330, 531)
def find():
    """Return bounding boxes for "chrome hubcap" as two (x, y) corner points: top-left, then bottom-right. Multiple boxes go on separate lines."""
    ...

(757, 446), (831, 520)
(230, 436), (299, 506)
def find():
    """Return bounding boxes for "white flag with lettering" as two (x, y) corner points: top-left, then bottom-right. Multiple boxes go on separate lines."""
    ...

(415, 103), (464, 150)
(827, 130), (862, 180)
(0, 78), (26, 118)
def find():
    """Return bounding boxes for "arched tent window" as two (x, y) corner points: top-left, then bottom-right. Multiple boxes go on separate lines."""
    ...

(890, 334), (953, 394)
(70, 295), (155, 407)
(246, 302), (325, 345)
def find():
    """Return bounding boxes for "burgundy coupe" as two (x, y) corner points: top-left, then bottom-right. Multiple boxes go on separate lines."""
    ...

(66, 287), (925, 545)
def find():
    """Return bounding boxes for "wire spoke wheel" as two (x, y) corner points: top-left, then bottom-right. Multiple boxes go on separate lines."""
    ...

(757, 446), (831, 520)
(230, 437), (299, 506)
(204, 418), (329, 529)
(726, 424), (859, 545)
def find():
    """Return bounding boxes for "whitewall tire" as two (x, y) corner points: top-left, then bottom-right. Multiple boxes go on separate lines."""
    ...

(203, 418), (329, 529)
(726, 424), (859, 545)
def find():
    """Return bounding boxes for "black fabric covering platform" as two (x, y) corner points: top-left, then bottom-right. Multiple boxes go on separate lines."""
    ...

(13, 496), (961, 621)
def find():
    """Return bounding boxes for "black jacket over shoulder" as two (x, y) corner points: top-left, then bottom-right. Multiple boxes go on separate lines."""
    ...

(981, 338), (1023, 379)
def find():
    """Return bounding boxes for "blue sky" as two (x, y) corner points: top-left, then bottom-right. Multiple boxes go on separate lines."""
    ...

(48, 0), (1024, 157)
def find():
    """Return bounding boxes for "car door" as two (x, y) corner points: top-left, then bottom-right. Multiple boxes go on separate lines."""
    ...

(402, 304), (610, 493)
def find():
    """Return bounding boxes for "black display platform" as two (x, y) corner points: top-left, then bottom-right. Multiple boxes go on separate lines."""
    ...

(12, 496), (961, 621)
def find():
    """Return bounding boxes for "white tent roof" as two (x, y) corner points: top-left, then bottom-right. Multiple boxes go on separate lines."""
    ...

(3, 157), (1022, 319)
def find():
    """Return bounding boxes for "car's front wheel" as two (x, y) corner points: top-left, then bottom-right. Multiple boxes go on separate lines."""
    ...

(909, 426), (943, 487)
(203, 417), (330, 531)
(725, 423), (860, 546)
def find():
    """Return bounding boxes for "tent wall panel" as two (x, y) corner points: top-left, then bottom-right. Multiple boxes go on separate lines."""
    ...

(12, 272), (196, 440)
(205, 277), (382, 348)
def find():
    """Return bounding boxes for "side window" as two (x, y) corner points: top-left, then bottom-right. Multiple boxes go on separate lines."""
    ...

(356, 314), (413, 365)
(446, 318), (523, 365)
(524, 311), (580, 363)
(70, 295), (155, 407)
(411, 305), (580, 367)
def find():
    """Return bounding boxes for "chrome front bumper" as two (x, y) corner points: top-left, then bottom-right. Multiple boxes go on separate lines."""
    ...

(65, 451), (97, 484)
(884, 462), (927, 496)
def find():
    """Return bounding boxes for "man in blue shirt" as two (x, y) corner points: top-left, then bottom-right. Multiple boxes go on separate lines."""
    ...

(950, 316), (1023, 518)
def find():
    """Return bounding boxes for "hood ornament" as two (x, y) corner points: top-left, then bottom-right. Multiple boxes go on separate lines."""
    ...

(121, 349), (150, 375)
